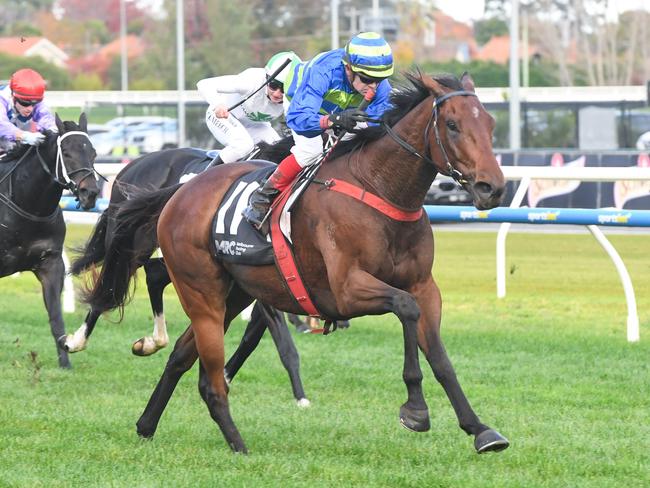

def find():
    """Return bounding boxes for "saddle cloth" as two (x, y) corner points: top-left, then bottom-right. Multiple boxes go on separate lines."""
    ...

(210, 166), (276, 265)
(177, 149), (219, 183)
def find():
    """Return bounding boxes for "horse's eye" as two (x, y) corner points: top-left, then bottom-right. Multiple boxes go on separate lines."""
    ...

(446, 120), (459, 132)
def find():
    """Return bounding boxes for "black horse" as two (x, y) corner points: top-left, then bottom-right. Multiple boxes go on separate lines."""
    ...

(0, 114), (100, 368)
(64, 140), (317, 404)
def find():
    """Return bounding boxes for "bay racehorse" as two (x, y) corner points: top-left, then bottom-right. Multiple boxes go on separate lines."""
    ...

(64, 140), (313, 404)
(0, 114), (99, 368)
(82, 72), (509, 453)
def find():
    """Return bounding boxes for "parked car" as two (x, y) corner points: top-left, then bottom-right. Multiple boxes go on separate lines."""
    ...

(424, 175), (472, 205)
(89, 116), (177, 156)
(127, 119), (178, 154)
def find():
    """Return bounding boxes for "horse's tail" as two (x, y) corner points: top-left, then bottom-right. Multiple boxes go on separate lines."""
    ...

(70, 209), (111, 275)
(80, 184), (183, 316)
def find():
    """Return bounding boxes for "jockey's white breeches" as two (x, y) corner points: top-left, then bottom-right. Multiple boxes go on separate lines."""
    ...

(205, 108), (280, 164)
(290, 130), (326, 168)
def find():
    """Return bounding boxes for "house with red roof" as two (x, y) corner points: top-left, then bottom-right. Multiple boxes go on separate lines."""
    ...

(0, 36), (69, 67)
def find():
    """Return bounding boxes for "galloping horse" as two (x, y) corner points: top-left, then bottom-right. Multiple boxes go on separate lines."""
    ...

(64, 140), (312, 404)
(83, 72), (508, 453)
(0, 114), (99, 368)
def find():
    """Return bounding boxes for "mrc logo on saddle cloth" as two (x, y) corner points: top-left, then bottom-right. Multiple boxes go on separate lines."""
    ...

(210, 166), (276, 265)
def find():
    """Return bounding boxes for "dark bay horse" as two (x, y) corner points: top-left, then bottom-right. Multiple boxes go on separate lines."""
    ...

(0, 114), (99, 368)
(83, 72), (508, 453)
(64, 140), (312, 405)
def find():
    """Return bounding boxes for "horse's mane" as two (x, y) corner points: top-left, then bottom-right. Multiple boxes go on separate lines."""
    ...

(3, 128), (62, 161)
(256, 134), (294, 164)
(331, 71), (464, 159)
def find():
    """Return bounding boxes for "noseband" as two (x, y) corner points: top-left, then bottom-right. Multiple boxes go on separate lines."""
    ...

(382, 90), (477, 185)
(36, 130), (100, 194)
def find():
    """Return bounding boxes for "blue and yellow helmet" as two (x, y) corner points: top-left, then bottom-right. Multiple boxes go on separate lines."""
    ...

(342, 32), (394, 79)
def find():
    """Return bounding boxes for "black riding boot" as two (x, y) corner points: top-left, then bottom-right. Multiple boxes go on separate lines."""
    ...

(242, 178), (281, 234)
(206, 154), (224, 169)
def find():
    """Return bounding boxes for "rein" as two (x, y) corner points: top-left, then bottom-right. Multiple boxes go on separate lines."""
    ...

(0, 131), (98, 222)
(380, 89), (477, 185)
(38, 131), (100, 193)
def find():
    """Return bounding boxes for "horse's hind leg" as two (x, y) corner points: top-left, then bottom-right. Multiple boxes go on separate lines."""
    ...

(169, 265), (247, 452)
(415, 277), (509, 453)
(137, 283), (253, 440)
(132, 258), (171, 356)
(34, 255), (70, 368)
(224, 302), (267, 382)
(259, 304), (310, 407)
(226, 303), (310, 406)
(136, 325), (197, 438)
(60, 307), (101, 353)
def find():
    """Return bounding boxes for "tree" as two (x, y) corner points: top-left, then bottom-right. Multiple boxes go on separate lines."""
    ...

(0, 53), (71, 89)
(474, 17), (508, 46)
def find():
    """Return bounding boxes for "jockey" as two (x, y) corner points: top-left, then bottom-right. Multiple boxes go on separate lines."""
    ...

(0, 68), (56, 153)
(197, 51), (301, 167)
(243, 32), (394, 232)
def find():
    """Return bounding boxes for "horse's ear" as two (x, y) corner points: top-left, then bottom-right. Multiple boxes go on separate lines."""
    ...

(79, 112), (88, 133)
(460, 72), (476, 92)
(55, 113), (65, 134)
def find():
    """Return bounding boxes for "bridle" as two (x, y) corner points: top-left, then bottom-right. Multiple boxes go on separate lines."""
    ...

(35, 130), (101, 194)
(0, 131), (101, 221)
(381, 89), (477, 185)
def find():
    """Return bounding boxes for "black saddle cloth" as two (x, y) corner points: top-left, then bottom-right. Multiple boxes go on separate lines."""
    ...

(210, 166), (275, 265)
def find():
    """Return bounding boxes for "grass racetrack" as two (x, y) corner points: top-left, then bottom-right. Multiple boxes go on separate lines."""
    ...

(1, 223), (648, 487)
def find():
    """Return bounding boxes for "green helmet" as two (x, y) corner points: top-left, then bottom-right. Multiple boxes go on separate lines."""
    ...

(265, 51), (301, 84)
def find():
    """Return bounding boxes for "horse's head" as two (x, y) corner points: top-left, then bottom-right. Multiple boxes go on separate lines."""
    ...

(422, 73), (505, 210)
(54, 113), (100, 210)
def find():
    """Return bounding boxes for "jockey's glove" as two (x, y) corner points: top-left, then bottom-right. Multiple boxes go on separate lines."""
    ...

(21, 131), (45, 146)
(324, 109), (368, 132)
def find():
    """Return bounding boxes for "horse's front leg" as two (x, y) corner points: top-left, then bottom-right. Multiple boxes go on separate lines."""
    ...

(331, 269), (429, 432)
(413, 277), (509, 453)
(132, 258), (171, 356)
(34, 255), (70, 368)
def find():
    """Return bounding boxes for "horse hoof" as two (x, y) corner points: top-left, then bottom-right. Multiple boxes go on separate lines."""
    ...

(132, 339), (147, 356)
(57, 335), (69, 351)
(296, 398), (311, 408)
(474, 429), (510, 453)
(399, 405), (430, 432)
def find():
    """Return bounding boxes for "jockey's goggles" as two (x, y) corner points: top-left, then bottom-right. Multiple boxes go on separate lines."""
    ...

(267, 78), (284, 93)
(354, 72), (385, 85)
(15, 97), (40, 107)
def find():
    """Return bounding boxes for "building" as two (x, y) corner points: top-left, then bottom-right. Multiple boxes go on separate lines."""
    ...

(0, 36), (69, 67)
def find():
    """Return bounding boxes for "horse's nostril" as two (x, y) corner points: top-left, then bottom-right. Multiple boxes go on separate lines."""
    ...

(473, 181), (493, 197)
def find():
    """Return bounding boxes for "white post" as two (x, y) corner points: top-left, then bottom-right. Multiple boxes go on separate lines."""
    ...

(176, 0), (186, 147)
(120, 0), (128, 91)
(509, 0), (521, 150)
(496, 176), (530, 298)
(331, 0), (339, 49)
(587, 225), (640, 342)
(62, 249), (75, 313)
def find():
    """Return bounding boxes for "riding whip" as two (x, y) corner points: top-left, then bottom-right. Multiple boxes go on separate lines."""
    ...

(227, 58), (292, 112)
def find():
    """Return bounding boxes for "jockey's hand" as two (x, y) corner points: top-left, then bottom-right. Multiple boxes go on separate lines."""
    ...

(21, 131), (45, 146)
(213, 105), (230, 118)
(325, 109), (368, 132)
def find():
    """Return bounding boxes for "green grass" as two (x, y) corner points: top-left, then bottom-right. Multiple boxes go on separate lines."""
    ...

(0, 225), (649, 487)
